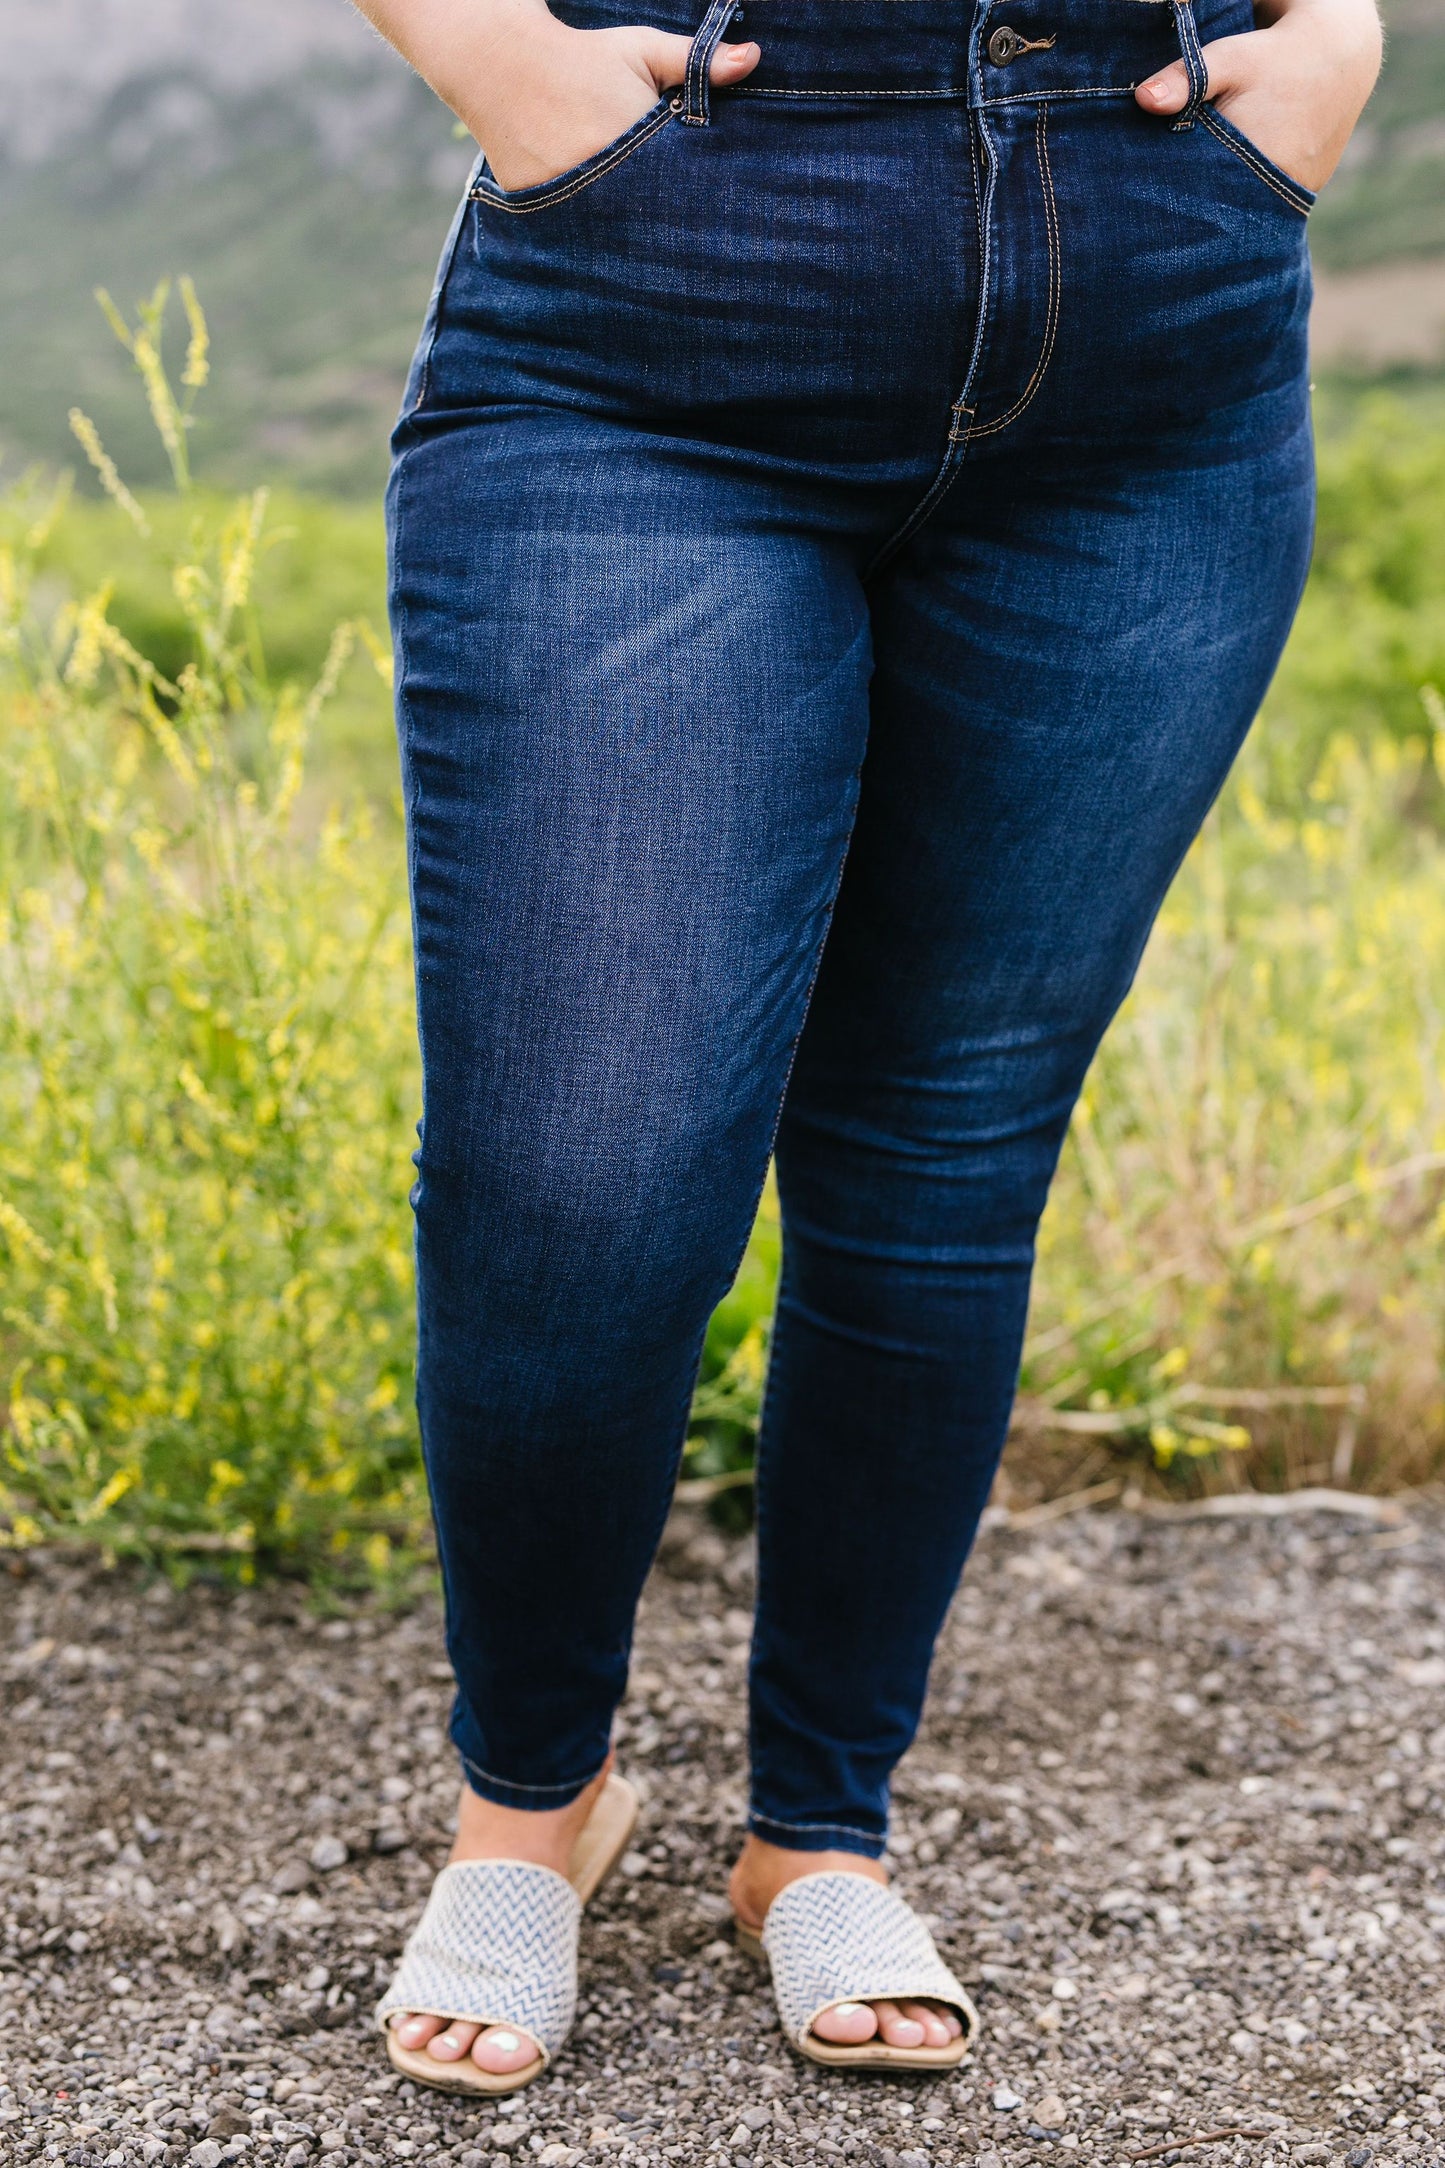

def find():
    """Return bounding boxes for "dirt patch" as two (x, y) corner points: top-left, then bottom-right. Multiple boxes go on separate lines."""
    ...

(4, 1504), (1445, 2168)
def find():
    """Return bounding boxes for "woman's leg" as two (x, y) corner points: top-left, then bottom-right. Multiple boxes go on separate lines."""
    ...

(738, 408), (1314, 1976)
(388, 395), (879, 2056)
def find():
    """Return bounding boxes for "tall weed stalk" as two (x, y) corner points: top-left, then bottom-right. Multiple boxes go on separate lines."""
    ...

(0, 287), (421, 1574)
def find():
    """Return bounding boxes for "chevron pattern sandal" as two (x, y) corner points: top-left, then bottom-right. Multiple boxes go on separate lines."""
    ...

(376, 1770), (638, 2096)
(738, 1870), (979, 2071)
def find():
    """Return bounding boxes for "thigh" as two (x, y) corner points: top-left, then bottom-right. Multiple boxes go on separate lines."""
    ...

(781, 410), (1315, 1252)
(389, 407), (873, 1385)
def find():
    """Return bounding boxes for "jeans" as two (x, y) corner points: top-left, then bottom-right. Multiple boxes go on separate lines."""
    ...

(389, 0), (1314, 1856)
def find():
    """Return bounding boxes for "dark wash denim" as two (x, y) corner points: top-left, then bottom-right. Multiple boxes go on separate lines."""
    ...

(389, 0), (1314, 1855)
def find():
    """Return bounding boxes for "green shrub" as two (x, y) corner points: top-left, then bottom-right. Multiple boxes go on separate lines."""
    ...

(4, 289), (1445, 1573)
(1, 288), (420, 1574)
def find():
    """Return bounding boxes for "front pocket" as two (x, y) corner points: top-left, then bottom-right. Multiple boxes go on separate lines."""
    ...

(469, 98), (678, 215)
(1198, 104), (1315, 218)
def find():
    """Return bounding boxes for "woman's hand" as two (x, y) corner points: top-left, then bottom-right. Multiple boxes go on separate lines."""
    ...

(349, 0), (759, 195)
(1135, 0), (1383, 194)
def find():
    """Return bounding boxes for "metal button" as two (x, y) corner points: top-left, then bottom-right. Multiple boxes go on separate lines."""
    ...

(987, 23), (1057, 63)
(988, 25), (1029, 63)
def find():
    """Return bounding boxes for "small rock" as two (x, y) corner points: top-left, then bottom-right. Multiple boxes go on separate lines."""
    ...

(728, 2126), (752, 2149)
(109, 1973), (133, 1996)
(538, 2149), (573, 2166)
(203, 2003), (239, 2040)
(1346, 2152), (1373, 2167)
(1229, 2029), (1261, 2058)
(491, 2126), (528, 2153)
(141, 2143), (167, 2166)
(1051, 1977), (1078, 2001)
(373, 1822), (409, 1855)
(742, 2108), (772, 2133)
(380, 1775), (412, 1803)
(1117, 1973), (1150, 2001)
(899, 2152), (931, 2168)
(994, 2086), (1023, 2113)
(189, 2145), (224, 2168)
(318, 2135), (346, 2154)
(309, 1833), (349, 1873)
(978, 2154), (1004, 2168)
(458, 2154), (489, 2168)
(206, 2112), (252, 2140)
(1292, 2148), (1332, 2164)
(619, 1851), (648, 1879)
(273, 1857), (312, 1895)
(283, 2148), (311, 2168)
(1034, 2097), (1068, 2131)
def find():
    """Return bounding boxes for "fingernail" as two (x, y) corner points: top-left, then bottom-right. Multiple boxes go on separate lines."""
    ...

(489, 2031), (520, 2053)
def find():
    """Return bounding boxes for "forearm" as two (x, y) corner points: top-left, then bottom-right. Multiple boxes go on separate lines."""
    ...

(347, 0), (559, 132)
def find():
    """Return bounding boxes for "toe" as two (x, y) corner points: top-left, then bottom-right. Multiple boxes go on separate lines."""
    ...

(471, 2025), (540, 2074)
(391, 2013), (446, 2051)
(424, 2020), (481, 2062)
(897, 1999), (954, 2048)
(810, 1999), (881, 2045)
(873, 1999), (927, 2048)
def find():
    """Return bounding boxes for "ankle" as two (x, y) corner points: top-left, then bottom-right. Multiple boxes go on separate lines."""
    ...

(730, 1835), (886, 1931)
(449, 1756), (612, 1872)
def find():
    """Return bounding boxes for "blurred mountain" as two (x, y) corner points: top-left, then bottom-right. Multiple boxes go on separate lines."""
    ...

(0, 0), (469, 492)
(0, 0), (1441, 495)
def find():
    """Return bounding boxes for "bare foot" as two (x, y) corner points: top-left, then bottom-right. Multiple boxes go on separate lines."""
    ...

(729, 1835), (964, 2054)
(390, 1758), (612, 2077)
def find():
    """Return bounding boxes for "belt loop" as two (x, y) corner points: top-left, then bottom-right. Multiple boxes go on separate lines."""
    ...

(1168, 0), (1209, 129)
(682, 0), (740, 126)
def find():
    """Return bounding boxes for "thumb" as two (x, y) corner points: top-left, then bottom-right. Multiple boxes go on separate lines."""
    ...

(1134, 55), (1194, 114)
(638, 27), (761, 91)
(1137, 32), (1252, 115)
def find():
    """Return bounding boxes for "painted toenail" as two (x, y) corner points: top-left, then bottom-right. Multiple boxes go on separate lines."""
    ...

(488, 2031), (520, 2052)
(833, 2002), (864, 2018)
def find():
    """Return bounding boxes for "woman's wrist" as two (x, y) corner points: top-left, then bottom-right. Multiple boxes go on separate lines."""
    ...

(349, 0), (567, 144)
(433, 0), (573, 143)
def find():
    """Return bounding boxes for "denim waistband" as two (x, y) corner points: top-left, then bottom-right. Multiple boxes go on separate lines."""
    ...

(550, 0), (1255, 101)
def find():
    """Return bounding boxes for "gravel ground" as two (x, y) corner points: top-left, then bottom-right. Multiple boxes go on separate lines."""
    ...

(5, 1501), (1445, 2168)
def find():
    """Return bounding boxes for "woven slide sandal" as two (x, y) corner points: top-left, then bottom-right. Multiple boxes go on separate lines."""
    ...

(739, 1870), (979, 2071)
(376, 1770), (639, 2096)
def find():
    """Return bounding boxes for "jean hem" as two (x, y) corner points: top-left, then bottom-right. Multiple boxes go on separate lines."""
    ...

(748, 1809), (887, 1860)
(459, 1752), (609, 1811)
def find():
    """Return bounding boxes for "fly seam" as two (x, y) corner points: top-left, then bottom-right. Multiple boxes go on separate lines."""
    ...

(967, 100), (1060, 441)
(859, 108), (996, 579)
